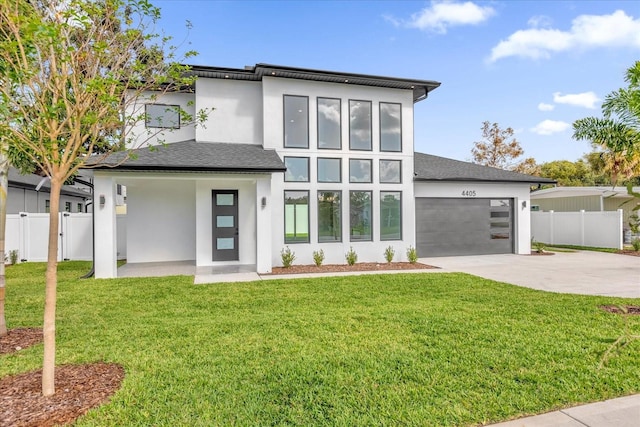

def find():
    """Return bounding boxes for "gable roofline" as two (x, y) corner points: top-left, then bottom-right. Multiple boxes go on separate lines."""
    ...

(186, 63), (441, 103)
(413, 152), (556, 184)
(530, 186), (640, 199)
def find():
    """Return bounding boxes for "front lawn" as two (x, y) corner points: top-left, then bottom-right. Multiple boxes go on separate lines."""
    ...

(3, 262), (640, 426)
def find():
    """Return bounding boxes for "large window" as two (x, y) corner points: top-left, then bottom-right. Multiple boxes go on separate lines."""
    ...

(349, 159), (372, 183)
(350, 191), (372, 241)
(284, 191), (309, 243)
(318, 98), (341, 149)
(284, 157), (310, 182)
(380, 192), (401, 240)
(349, 100), (372, 150)
(380, 102), (402, 152)
(145, 104), (181, 129)
(379, 159), (401, 183)
(284, 95), (309, 148)
(318, 191), (342, 242)
(318, 158), (341, 183)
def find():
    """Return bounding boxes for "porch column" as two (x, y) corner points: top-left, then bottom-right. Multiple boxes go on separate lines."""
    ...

(256, 176), (272, 274)
(94, 174), (117, 278)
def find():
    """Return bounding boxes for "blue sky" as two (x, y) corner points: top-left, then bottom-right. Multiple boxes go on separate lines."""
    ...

(152, 0), (640, 164)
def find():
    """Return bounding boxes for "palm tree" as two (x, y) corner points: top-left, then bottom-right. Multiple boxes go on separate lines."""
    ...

(573, 61), (640, 185)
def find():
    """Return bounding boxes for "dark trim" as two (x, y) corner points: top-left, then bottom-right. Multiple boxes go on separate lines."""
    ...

(89, 165), (286, 173)
(145, 103), (181, 129)
(379, 102), (403, 152)
(413, 177), (552, 184)
(284, 189), (310, 244)
(283, 94), (310, 149)
(317, 190), (342, 243)
(349, 99), (373, 151)
(317, 97), (342, 150)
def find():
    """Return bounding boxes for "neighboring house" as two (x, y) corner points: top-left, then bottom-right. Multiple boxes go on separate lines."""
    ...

(87, 63), (553, 278)
(531, 186), (640, 227)
(8, 167), (92, 214)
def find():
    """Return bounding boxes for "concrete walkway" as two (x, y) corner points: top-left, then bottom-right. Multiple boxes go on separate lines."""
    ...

(422, 251), (640, 298)
(488, 394), (640, 427)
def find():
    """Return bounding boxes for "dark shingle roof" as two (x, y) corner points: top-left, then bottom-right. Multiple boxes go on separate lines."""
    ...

(8, 168), (91, 198)
(86, 141), (286, 173)
(414, 152), (555, 184)
(187, 63), (441, 103)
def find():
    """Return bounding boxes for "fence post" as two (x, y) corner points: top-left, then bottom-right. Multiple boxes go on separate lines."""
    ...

(617, 209), (623, 250)
(549, 210), (554, 245)
(580, 210), (585, 246)
(19, 212), (28, 262)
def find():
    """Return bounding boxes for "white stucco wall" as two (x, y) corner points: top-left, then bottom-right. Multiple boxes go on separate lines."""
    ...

(125, 178), (196, 263)
(413, 181), (532, 254)
(195, 79), (263, 144)
(125, 91), (196, 149)
(262, 77), (417, 266)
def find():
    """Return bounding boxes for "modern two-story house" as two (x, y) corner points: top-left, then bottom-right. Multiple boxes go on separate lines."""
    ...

(89, 63), (552, 279)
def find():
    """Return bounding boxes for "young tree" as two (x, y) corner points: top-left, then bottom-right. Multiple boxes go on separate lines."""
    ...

(471, 121), (537, 172)
(0, 0), (205, 396)
(0, 141), (7, 337)
(573, 61), (640, 185)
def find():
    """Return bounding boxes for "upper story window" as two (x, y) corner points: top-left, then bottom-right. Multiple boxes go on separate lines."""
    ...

(317, 158), (341, 183)
(379, 159), (402, 183)
(349, 159), (372, 183)
(284, 95), (309, 148)
(318, 97), (341, 149)
(145, 104), (180, 129)
(284, 157), (310, 182)
(349, 100), (372, 151)
(380, 102), (401, 152)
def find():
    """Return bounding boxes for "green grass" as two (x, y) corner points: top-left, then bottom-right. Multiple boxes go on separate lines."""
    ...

(3, 262), (640, 426)
(544, 244), (619, 253)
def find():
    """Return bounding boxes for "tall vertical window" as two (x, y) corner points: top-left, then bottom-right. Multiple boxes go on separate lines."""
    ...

(64, 202), (71, 212)
(350, 191), (372, 241)
(318, 98), (341, 149)
(380, 192), (401, 240)
(318, 191), (342, 242)
(379, 159), (401, 183)
(145, 104), (181, 129)
(284, 95), (309, 148)
(349, 100), (372, 150)
(284, 157), (310, 182)
(380, 102), (402, 152)
(284, 191), (309, 243)
(45, 200), (50, 213)
(77, 203), (83, 213)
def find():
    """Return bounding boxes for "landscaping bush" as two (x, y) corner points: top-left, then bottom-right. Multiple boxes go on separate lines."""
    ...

(280, 246), (296, 268)
(345, 247), (358, 266)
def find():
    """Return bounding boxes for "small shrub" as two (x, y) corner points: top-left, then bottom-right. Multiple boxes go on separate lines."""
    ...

(632, 238), (640, 252)
(384, 245), (395, 263)
(313, 249), (325, 267)
(280, 246), (296, 268)
(345, 247), (358, 266)
(531, 238), (546, 254)
(406, 246), (418, 264)
(9, 250), (18, 265)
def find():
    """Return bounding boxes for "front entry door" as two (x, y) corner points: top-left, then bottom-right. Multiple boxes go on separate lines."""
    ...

(212, 190), (239, 261)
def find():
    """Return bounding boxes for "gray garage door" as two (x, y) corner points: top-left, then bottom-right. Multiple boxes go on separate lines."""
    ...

(416, 198), (514, 257)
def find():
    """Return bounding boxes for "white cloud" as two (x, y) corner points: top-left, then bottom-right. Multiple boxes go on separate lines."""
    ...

(489, 10), (640, 62)
(538, 102), (555, 111)
(404, 1), (495, 34)
(553, 91), (600, 109)
(527, 15), (553, 29)
(530, 120), (571, 135)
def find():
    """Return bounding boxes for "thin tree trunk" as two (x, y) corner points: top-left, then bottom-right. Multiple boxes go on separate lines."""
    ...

(0, 155), (8, 337)
(42, 176), (61, 396)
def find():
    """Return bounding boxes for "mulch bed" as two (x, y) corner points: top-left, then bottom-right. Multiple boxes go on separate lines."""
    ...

(617, 250), (640, 257)
(0, 328), (43, 355)
(268, 262), (437, 275)
(1, 329), (124, 427)
(600, 305), (640, 315)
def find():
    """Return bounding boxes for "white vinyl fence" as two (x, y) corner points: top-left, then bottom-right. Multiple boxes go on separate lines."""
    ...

(6, 212), (127, 263)
(531, 210), (623, 249)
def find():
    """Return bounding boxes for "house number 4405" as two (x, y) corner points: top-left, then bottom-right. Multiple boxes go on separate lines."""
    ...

(461, 190), (476, 197)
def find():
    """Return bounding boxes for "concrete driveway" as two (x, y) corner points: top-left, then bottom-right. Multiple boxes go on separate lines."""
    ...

(421, 251), (640, 298)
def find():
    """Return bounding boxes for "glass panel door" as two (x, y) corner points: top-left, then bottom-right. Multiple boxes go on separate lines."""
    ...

(212, 190), (239, 261)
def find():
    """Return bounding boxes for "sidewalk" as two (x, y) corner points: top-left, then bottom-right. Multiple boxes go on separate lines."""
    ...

(488, 394), (640, 426)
